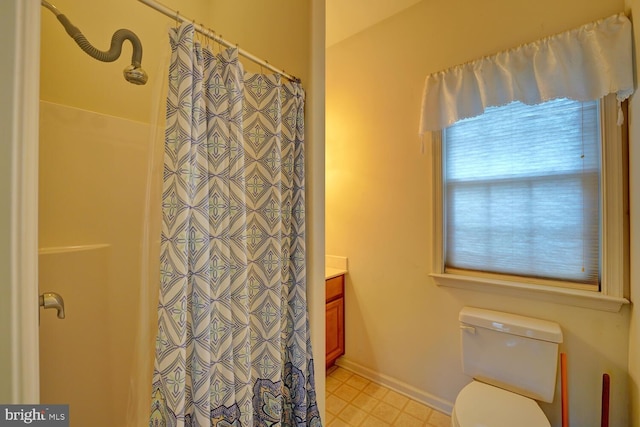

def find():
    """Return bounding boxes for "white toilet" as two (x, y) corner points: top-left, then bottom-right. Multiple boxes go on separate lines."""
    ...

(452, 307), (563, 427)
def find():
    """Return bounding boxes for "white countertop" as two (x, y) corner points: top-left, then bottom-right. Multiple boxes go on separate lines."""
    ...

(325, 267), (347, 280)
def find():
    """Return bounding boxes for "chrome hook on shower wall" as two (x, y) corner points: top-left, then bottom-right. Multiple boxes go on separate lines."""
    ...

(41, 0), (148, 85)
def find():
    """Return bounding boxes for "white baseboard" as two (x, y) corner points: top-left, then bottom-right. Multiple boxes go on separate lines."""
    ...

(335, 357), (454, 416)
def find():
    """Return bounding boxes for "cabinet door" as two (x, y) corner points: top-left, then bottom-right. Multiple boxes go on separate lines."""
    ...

(326, 297), (344, 368)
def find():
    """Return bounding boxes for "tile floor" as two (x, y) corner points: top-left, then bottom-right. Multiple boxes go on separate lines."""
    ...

(325, 366), (452, 427)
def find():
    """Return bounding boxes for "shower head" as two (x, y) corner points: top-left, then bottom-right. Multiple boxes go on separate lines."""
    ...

(124, 65), (148, 85)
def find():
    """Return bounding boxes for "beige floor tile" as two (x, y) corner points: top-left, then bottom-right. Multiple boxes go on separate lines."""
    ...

(363, 415), (391, 427)
(383, 389), (409, 410)
(324, 411), (335, 425)
(328, 418), (351, 427)
(403, 400), (433, 421)
(345, 374), (370, 391)
(326, 376), (342, 393)
(427, 410), (451, 427)
(351, 392), (379, 412)
(338, 404), (368, 426)
(393, 412), (424, 427)
(363, 382), (389, 399)
(325, 368), (449, 427)
(371, 401), (400, 424)
(326, 394), (349, 415)
(330, 367), (353, 382)
(327, 365), (339, 376)
(334, 384), (360, 403)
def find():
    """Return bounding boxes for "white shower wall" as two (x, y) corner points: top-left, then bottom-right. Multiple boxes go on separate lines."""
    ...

(39, 101), (156, 426)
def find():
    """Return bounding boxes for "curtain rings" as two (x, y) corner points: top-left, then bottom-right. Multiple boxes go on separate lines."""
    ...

(196, 23), (204, 46)
(211, 29), (219, 52)
(202, 27), (213, 50)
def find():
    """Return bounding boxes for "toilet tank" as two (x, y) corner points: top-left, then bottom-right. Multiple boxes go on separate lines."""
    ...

(459, 307), (563, 403)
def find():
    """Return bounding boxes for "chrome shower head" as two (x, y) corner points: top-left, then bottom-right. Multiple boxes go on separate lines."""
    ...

(124, 65), (148, 85)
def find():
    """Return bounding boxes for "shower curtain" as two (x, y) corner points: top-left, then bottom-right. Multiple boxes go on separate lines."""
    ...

(149, 23), (321, 427)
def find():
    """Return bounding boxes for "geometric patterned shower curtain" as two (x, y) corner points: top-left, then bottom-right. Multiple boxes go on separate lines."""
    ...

(149, 23), (321, 427)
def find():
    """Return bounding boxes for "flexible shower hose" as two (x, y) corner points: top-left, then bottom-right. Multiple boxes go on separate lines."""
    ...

(56, 14), (144, 68)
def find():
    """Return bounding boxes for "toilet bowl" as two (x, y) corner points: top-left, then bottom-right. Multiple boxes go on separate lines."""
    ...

(452, 307), (563, 427)
(451, 381), (549, 427)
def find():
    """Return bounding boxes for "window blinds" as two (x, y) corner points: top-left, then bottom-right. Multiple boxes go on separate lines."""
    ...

(443, 98), (600, 286)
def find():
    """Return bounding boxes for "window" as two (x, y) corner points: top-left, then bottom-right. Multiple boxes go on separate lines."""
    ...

(444, 98), (600, 290)
(431, 95), (629, 311)
(420, 15), (632, 311)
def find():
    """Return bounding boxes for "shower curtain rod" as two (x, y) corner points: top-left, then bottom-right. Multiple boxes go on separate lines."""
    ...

(137, 0), (300, 82)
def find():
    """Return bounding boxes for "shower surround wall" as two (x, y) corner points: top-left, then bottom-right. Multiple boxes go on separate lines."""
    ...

(38, 101), (151, 426)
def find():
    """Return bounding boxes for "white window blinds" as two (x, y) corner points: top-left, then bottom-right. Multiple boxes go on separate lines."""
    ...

(443, 98), (600, 286)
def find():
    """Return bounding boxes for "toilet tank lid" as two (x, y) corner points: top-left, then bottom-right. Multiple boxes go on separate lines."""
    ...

(460, 307), (563, 343)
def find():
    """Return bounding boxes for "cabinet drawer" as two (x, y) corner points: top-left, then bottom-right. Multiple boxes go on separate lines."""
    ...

(325, 275), (344, 302)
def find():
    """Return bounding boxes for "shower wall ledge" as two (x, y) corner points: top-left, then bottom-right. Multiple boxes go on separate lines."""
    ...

(39, 243), (110, 255)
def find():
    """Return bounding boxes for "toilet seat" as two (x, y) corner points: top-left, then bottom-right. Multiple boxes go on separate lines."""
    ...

(452, 381), (550, 427)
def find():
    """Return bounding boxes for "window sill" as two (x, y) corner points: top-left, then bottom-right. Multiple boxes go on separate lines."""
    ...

(430, 273), (629, 313)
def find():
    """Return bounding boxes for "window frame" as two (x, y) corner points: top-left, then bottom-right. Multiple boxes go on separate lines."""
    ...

(429, 94), (629, 312)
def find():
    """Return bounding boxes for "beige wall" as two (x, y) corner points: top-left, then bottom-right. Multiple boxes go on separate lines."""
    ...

(40, 0), (209, 123)
(326, 0), (633, 426)
(40, 0), (317, 122)
(39, 0), (325, 421)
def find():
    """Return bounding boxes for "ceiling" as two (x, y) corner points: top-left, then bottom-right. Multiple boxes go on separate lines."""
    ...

(326, 0), (422, 47)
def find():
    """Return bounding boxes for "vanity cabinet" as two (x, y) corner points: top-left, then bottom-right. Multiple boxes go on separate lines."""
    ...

(325, 274), (345, 368)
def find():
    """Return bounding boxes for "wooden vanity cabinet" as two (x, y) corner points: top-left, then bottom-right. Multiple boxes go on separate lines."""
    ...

(326, 274), (345, 368)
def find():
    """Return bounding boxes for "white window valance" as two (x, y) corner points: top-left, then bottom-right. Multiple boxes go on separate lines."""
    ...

(419, 13), (633, 133)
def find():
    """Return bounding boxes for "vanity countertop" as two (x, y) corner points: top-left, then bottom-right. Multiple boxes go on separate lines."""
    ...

(325, 267), (347, 280)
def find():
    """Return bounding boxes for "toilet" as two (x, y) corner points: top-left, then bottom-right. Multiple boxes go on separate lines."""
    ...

(452, 307), (563, 427)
